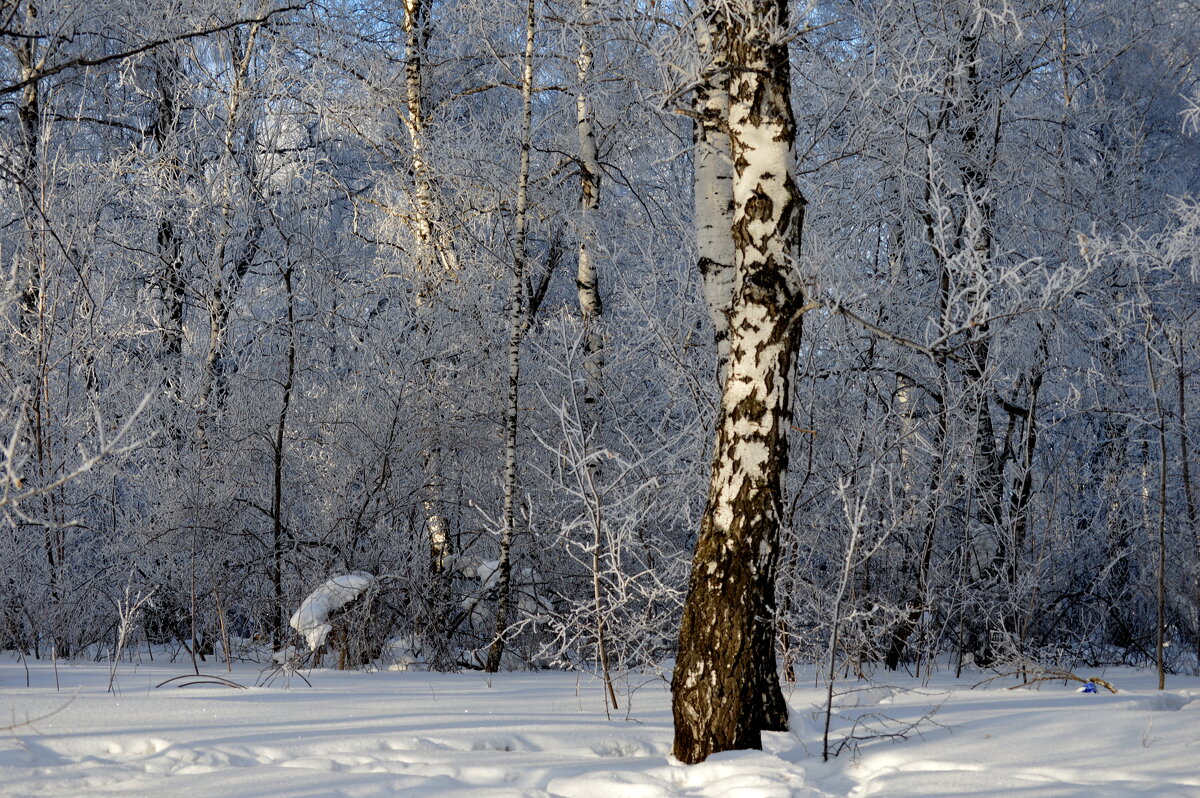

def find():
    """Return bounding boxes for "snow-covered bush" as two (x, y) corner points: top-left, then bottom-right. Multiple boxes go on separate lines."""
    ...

(289, 573), (380, 668)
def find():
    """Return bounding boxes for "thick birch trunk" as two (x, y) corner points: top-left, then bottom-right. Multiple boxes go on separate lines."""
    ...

(672, 0), (804, 763)
(484, 0), (536, 673)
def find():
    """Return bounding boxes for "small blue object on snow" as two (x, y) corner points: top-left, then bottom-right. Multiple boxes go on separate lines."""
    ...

(1080, 681), (1098, 693)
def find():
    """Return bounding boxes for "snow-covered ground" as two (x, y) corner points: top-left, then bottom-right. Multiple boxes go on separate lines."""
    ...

(1, 655), (1198, 797)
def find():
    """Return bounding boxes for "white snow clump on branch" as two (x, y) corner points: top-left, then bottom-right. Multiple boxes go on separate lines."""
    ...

(289, 572), (375, 651)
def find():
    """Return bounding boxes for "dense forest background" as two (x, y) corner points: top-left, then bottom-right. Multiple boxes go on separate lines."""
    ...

(1, 0), (1198, 681)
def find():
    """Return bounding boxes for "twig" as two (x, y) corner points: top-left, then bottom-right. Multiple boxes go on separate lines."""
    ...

(974, 664), (1118, 694)
(3, 688), (80, 732)
(155, 673), (246, 689)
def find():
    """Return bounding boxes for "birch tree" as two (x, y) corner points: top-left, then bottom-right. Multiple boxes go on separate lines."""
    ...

(401, 0), (455, 577)
(672, 0), (807, 763)
(485, 0), (539, 673)
(574, 0), (604, 412)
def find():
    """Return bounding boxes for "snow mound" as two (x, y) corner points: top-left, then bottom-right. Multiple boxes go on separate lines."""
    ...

(289, 572), (375, 650)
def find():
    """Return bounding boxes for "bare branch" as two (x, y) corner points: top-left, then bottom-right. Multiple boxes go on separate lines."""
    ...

(0, 5), (306, 97)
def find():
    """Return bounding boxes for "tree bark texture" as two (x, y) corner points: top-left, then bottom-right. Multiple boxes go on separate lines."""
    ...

(672, 0), (804, 764)
(693, 21), (735, 384)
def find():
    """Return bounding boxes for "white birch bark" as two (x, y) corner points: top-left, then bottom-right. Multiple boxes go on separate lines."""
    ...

(485, 0), (537, 673)
(401, 0), (458, 277)
(575, 0), (604, 406)
(672, 0), (805, 764)
(693, 22), (736, 384)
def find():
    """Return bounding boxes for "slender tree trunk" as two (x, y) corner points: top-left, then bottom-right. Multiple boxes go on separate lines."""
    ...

(402, 0), (457, 277)
(485, 0), (536, 673)
(887, 162), (958, 669)
(149, 47), (188, 454)
(578, 441), (617, 710)
(1094, 331), (1135, 648)
(1142, 321), (1167, 690)
(1176, 334), (1200, 673)
(575, 0), (613, 708)
(15, 8), (43, 375)
(672, 0), (804, 763)
(197, 23), (262, 445)
(884, 369), (918, 671)
(823, 509), (863, 761)
(575, 0), (604, 410)
(270, 265), (296, 647)
(951, 25), (1008, 665)
(1004, 337), (1048, 587)
(151, 47), (185, 367)
(404, 0), (434, 269)
(402, 0), (456, 577)
(884, 374), (949, 671)
(13, 1), (66, 653)
(16, 0), (42, 326)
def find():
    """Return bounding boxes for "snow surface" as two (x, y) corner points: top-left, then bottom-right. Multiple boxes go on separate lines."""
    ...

(2, 656), (1198, 797)
(289, 573), (376, 651)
